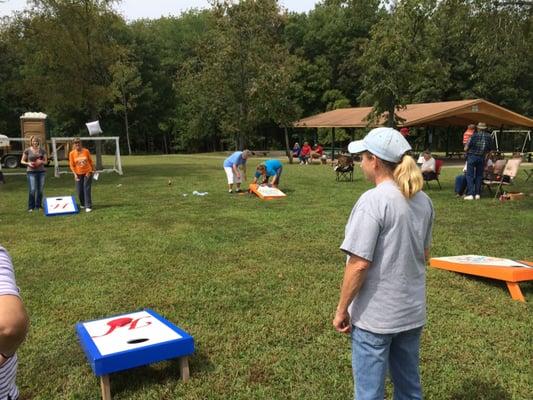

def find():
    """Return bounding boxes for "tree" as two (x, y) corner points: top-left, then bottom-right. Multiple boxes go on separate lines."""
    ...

(468, 0), (533, 116)
(18, 0), (127, 165)
(110, 57), (143, 155)
(358, 0), (445, 127)
(179, 0), (299, 150)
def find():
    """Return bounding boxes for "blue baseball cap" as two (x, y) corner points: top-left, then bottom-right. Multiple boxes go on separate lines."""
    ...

(348, 127), (412, 163)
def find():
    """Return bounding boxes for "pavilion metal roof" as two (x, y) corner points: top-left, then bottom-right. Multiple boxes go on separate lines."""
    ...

(293, 99), (533, 129)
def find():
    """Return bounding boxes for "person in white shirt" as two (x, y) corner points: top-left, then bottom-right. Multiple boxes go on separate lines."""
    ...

(420, 151), (436, 180)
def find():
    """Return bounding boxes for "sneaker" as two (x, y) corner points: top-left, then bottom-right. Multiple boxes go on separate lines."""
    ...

(28, 209), (33, 213)
(475, 195), (481, 200)
(236, 188), (242, 193)
(228, 189), (233, 194)
(80, 205), (85, 209)
(464, 195), (474, 200)
(85, 208), (92, 213)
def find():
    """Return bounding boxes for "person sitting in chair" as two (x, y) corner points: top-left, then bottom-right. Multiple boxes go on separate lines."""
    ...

(299, 142), (312, 165)
(292, 142), (301, 159)
(483, 152), (497, 180)
(311, 143), (323, 158)
(455, 163), (467, 197)
(252, 159), (283, 188)
(420, 151), (436, 180)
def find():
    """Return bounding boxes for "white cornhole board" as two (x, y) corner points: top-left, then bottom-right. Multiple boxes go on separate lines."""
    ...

(86, 121), (103, 136)
(44, 196), (79, 216)
(77, 309), (194, 400)
(249, 183), (286, 200)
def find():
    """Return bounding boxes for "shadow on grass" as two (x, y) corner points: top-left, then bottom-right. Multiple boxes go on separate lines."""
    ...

(122, 163), (216, 179)
(447, 378), (511, 399)
(110, 347), (214, 396)
(455, 273), (533, 301)
(520, 281), (533, 298)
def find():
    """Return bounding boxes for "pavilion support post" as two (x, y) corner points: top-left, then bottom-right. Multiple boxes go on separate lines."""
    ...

(499, 124), (504, 153)
(332, 127), (336, 161)
(284, 126), (293, 164)
(314, 128), (318, 145)
(445, 126), (451, 156)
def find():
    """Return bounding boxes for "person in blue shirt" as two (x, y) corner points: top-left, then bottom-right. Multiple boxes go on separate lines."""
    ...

(252, 159), (283, 187)
(223, 150), (252, 193)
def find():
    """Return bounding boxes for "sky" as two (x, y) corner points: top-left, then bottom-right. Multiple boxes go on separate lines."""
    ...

(0, 0), (319, 19)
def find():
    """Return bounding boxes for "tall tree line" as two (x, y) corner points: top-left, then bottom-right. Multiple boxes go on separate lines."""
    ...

(0, 0), (531, 153)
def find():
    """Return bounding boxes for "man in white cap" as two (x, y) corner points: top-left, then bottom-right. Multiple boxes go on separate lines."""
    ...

(333, 127), (434, 400)
(463, 122), (495, 200)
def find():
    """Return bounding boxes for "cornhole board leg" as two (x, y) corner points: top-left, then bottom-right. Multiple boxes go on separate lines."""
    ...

(179, 356), (190, 382)
(506, 282), (525, 302)
(100, 375), (111, 400)
(97, 357), (189, 399)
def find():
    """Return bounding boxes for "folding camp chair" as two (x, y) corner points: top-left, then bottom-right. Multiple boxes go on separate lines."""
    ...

(524, 169), (533, 182)
(335, 155), (354, 182)
(424, 159), (443, 189)
(483, 158), (522, 199)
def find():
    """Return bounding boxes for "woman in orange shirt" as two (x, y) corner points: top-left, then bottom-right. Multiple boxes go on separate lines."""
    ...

(68, 138), (95, 212)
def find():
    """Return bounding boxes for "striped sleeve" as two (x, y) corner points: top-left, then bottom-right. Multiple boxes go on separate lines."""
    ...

(0, 247), (19, 298)
(0, 355), (19, 400)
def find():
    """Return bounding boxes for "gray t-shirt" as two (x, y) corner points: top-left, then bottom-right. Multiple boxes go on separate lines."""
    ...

(23, 147), (46, 172)
(340, 180), (434, 334)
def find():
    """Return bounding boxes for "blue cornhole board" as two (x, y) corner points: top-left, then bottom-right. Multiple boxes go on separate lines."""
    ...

(44, 195), (79, 216)
(76, 308), (194, 377)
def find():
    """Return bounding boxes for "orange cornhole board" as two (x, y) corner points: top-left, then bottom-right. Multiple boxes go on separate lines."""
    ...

(430, 256), (533, 302)
(248, 184), (286, 200)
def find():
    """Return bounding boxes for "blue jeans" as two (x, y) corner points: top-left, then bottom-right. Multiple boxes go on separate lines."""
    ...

(75, 174), (93, 208)
(352, 326), (423, 400)
(27, 171), (45, 210)
(454, 174), (467, 195)
(466, 154), (484, 196)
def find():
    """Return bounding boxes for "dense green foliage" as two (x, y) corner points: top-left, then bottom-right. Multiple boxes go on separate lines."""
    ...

(0, 0), (532, 152)
(0, 155), (531, 399)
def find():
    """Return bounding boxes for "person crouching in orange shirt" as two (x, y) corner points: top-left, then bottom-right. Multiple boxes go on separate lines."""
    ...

(69, 138), (95, 212)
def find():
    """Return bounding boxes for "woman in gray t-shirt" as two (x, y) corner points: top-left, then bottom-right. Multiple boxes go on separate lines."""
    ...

(20, 136), (48, 212)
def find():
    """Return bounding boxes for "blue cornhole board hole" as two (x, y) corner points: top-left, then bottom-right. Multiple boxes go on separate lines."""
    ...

(44, 196), (79, 216)
(76, 309), (194, 399)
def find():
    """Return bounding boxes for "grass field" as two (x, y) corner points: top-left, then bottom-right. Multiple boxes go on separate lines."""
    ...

(0, 154), (531, 400)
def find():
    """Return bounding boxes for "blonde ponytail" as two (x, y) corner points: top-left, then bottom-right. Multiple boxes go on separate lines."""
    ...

(393, 155), (423, 198)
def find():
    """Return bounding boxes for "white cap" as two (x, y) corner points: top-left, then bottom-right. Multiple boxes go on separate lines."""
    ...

(348, 127), (411, 163)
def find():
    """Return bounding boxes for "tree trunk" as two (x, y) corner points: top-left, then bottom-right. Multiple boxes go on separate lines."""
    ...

(387, 96), (396, 128)
(91, 110), (103, 170)
(163, 133), (168, 154)
(123, 93), (132, 155)
(284, 126), (293, 163)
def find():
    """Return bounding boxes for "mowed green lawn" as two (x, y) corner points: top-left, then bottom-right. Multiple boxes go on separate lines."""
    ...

(0, 154), (531, 400)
